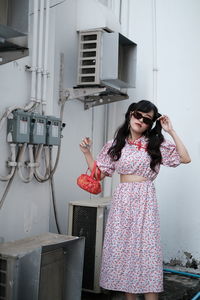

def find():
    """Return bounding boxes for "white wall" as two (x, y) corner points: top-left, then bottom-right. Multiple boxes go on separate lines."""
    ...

(110, 0), (200, 268)
(155, 0), (200, 266)
(49, 0), (110, 233)
(0, 57), (51, 242)
(0, 1), (56, 242)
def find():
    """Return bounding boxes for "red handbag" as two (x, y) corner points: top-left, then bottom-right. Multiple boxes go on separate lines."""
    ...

(77, 161), (102, 194)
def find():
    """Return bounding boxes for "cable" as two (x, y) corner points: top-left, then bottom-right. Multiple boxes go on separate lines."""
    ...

(17, 144), (34, 183)
(0, 144), (17, 181)
(34, 145), (50, 181)
(34, 101), (65, 183)
(49, 147), (61, 234)
(0, 171), (16, 210)
(0, 148), (20, 209)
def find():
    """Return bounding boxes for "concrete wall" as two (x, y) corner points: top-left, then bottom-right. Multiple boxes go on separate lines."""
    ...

(0, 0), (199, 269)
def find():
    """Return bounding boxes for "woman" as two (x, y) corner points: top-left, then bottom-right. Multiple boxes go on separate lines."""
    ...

(79, 100), (191, 300)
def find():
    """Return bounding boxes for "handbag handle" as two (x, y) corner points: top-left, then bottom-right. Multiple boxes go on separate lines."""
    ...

(91, 161), (101, 181)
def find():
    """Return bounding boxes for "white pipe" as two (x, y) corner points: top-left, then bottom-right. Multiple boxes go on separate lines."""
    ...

(127, 0), (130, 37)
(152, 0), (158, 104)
(37, 0), (45, 110)
(30, 0), (39, 104)
(42, 0), (50, 115)
(0, 144), (17, 181)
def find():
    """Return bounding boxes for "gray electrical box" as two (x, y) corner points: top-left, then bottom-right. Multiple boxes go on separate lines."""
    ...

(30, 113), (46, 144)
(46, 116), (62, 146)
(7, 110), (31, 143)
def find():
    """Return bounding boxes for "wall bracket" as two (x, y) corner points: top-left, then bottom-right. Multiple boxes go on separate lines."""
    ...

(61, 86), (129, 110)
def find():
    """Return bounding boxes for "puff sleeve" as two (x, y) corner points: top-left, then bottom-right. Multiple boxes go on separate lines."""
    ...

(96, 140), (115, 176)
(160, 139), (181, 167)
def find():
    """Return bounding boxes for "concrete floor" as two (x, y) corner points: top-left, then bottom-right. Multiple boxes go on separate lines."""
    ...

(81, 272), (200, 300)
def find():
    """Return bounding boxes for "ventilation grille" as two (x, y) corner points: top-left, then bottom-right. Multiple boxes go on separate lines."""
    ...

(72, 205), (97, 290)
(0, 259), (7, 300)
(77, 31), (101, 86)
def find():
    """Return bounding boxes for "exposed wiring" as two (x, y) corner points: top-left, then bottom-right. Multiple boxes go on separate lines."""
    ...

(34, 144), (50, 181)
(0, 170), (16, 210)
(49, 147), (61, 234)
(33, 101), (65, 183)
(0, 148), (20, 209)
(17, 144), (34, 183)
(0, 144), (17, 181)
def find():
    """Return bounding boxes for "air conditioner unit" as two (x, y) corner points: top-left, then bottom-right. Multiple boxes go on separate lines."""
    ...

(68, 197), (111, 293)
(0, 0), (29, 65)
(0, 233), (85, 300)
(77, 29), (137, 89)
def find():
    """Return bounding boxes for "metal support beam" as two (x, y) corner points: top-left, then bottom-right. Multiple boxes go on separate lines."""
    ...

(84, 93), (129, 110)
(63, 87), (106, 101)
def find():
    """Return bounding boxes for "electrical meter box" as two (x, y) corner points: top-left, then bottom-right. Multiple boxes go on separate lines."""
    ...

(46, 116), (62, 146)
(7, 110), (31, 143)
(30, 113), (46, 144)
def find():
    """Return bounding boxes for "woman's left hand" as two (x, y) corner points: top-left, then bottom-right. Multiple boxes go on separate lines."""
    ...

(157, 115), (174, 133)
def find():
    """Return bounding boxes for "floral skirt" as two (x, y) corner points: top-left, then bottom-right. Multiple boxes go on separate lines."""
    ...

(100, 181), (163, 294)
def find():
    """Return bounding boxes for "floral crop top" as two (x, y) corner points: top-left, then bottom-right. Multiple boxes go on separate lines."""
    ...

(96, 136), (181, 181)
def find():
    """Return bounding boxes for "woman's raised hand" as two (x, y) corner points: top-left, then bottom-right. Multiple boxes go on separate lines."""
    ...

(79, 137), (92, 153)
(157, 115), (174, 133)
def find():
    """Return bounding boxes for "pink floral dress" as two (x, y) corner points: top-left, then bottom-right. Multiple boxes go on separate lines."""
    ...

(96, 136), (181, 294)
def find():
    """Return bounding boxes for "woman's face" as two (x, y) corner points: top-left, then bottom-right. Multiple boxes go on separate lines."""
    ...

(129, 110), (154, 134)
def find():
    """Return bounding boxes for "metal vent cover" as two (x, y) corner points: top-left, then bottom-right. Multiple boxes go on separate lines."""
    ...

(77, 31), (102, 86)
(72, 206), (97, 290)
(68, 198), (111, 293)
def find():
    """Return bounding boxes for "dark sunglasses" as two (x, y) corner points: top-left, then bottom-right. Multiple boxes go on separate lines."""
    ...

(130, 111), (153, 126)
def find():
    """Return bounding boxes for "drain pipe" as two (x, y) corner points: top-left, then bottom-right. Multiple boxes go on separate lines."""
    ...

(29, 0), (40, 109)
(42, 0), (50, 115)
(36, 0), (45, 111)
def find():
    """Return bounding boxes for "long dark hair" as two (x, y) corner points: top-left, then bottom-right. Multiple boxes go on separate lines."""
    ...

(108, 100), (164, 171)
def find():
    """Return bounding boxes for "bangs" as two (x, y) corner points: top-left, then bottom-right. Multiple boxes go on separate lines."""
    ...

(135, 100), (156, 113)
